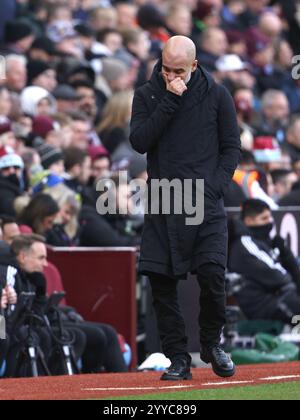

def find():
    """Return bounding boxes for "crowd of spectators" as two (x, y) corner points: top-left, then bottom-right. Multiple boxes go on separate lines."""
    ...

(0, 0), (299, 245)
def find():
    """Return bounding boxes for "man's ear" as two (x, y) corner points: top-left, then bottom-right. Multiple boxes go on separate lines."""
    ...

(18, 251), (25, 265)
(244, 216), (254, 226)
(192, 60), (198, 72)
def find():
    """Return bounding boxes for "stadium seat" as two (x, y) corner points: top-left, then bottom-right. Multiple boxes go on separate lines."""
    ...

(44, 262), (67, 306)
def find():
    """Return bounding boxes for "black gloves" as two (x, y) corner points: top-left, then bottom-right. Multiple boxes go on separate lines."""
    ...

(272, 235), (287, 255)
(27, 272), (47, 297)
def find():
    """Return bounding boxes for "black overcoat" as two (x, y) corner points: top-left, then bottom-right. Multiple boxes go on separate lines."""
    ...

(130, 60), (241, 279)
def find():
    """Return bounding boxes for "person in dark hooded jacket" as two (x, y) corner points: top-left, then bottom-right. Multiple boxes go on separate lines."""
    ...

(229, 199), (300, 322)
(0, 148), (24, 217)
(130, 36), (241, 380)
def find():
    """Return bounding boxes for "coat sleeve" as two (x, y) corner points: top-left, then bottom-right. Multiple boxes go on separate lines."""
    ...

(130, 89), (183, 154)
(215, 86), (241, 197)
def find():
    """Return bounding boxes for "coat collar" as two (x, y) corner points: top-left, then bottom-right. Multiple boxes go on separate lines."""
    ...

(149, 58), (215, 104)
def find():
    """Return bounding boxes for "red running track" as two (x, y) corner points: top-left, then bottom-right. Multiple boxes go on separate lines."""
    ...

(0, 362), (299, 400)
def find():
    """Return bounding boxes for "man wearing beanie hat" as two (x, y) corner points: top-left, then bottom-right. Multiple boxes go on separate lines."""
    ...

(37, 143), (65, 176)
(246, 27), (272, 62)
(29, 36), (57, 62)
(0, 146), (24, 216)
(32, 116), (56, 139)
(2, 20), (35, 55)
(27, 60), (57, 92)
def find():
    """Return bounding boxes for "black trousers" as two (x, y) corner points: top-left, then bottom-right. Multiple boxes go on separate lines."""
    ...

(149, 263), (226, 362)
(0, 336), (9, 368)
(65, 321), (128, 373)
(270, 291), (300, 323)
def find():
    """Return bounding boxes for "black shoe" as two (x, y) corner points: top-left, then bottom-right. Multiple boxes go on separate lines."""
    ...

(160, 358), (192, 381)
(201, 346), (236, 378)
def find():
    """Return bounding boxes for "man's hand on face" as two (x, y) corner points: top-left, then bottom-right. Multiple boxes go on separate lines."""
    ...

(166, 77), (188, 97)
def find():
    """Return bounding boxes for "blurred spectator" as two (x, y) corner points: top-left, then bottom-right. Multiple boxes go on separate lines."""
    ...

(46, 184), (81, 247)
(71, 80), (99, 124)
(236, 0), (269, 30)
(279, 0), (300, 54)
(29, 36), (58, 62)
(258, 11), (283, 40)
(20, 86), (56, 118)
(137, 3), (169, 44)
(0, 87), (13, 118)
(89, 7), (118, 32)
(122, 28), (151, 87)
(53, 84), (81, 114)
(64, 147), (92, 198)
(18, 193), (59, 236)
(98, 90), (133, 156)
(37, 143), (65, 176)
(97, 29), (123, 55)
(233, 147), (278, 209)
(270, 169), (298, 203)
(27, 60), (57, 92)
(229, 199), (300, 322)
(0, 146), (24, 216)
(233, 87), (255, 151)
(0, 216), (20, 245)
(215, 54), (255, 92)
(1, 20), (35, 55)
(197, 27), (228, 72)
(284, 116), (300, 162)
(226, 29), (247, 58)
(89, 147), (111, 186)
(165, 4), (193, 37)
(79, 173), (141, 247)
(5, 55), (27, 93)
(193, 0), (222, 40)
(0, 0), (16, 41)
(255, 90), (289, 144)
(97, 58), (132, 99)
(115, 1), (138, 30)
(0, 121), (17, 150)
(47, 20), (83, 59)
(69, 113), (93, 150)
(222, 0), (246, 29)
(293, 157), (300, 180)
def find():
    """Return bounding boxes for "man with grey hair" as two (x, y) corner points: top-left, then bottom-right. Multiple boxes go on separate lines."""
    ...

(5, 54), (27, 93)
(198, 27), (228, 72)
(130, 36), (240, 380)
(256, 89), (290, 144)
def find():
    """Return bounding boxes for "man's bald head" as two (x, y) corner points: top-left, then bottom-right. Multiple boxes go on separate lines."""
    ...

(162, 36), (198, 85)
(163, 36), (196, 64)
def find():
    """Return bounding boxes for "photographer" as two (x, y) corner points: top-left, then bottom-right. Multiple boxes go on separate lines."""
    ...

(11, 234), (127, 374)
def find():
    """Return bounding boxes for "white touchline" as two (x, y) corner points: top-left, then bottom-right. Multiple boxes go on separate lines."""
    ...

(202, 381), (254, 386)
(82, 385), (195, 392)
(260, 375), (300, 381)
